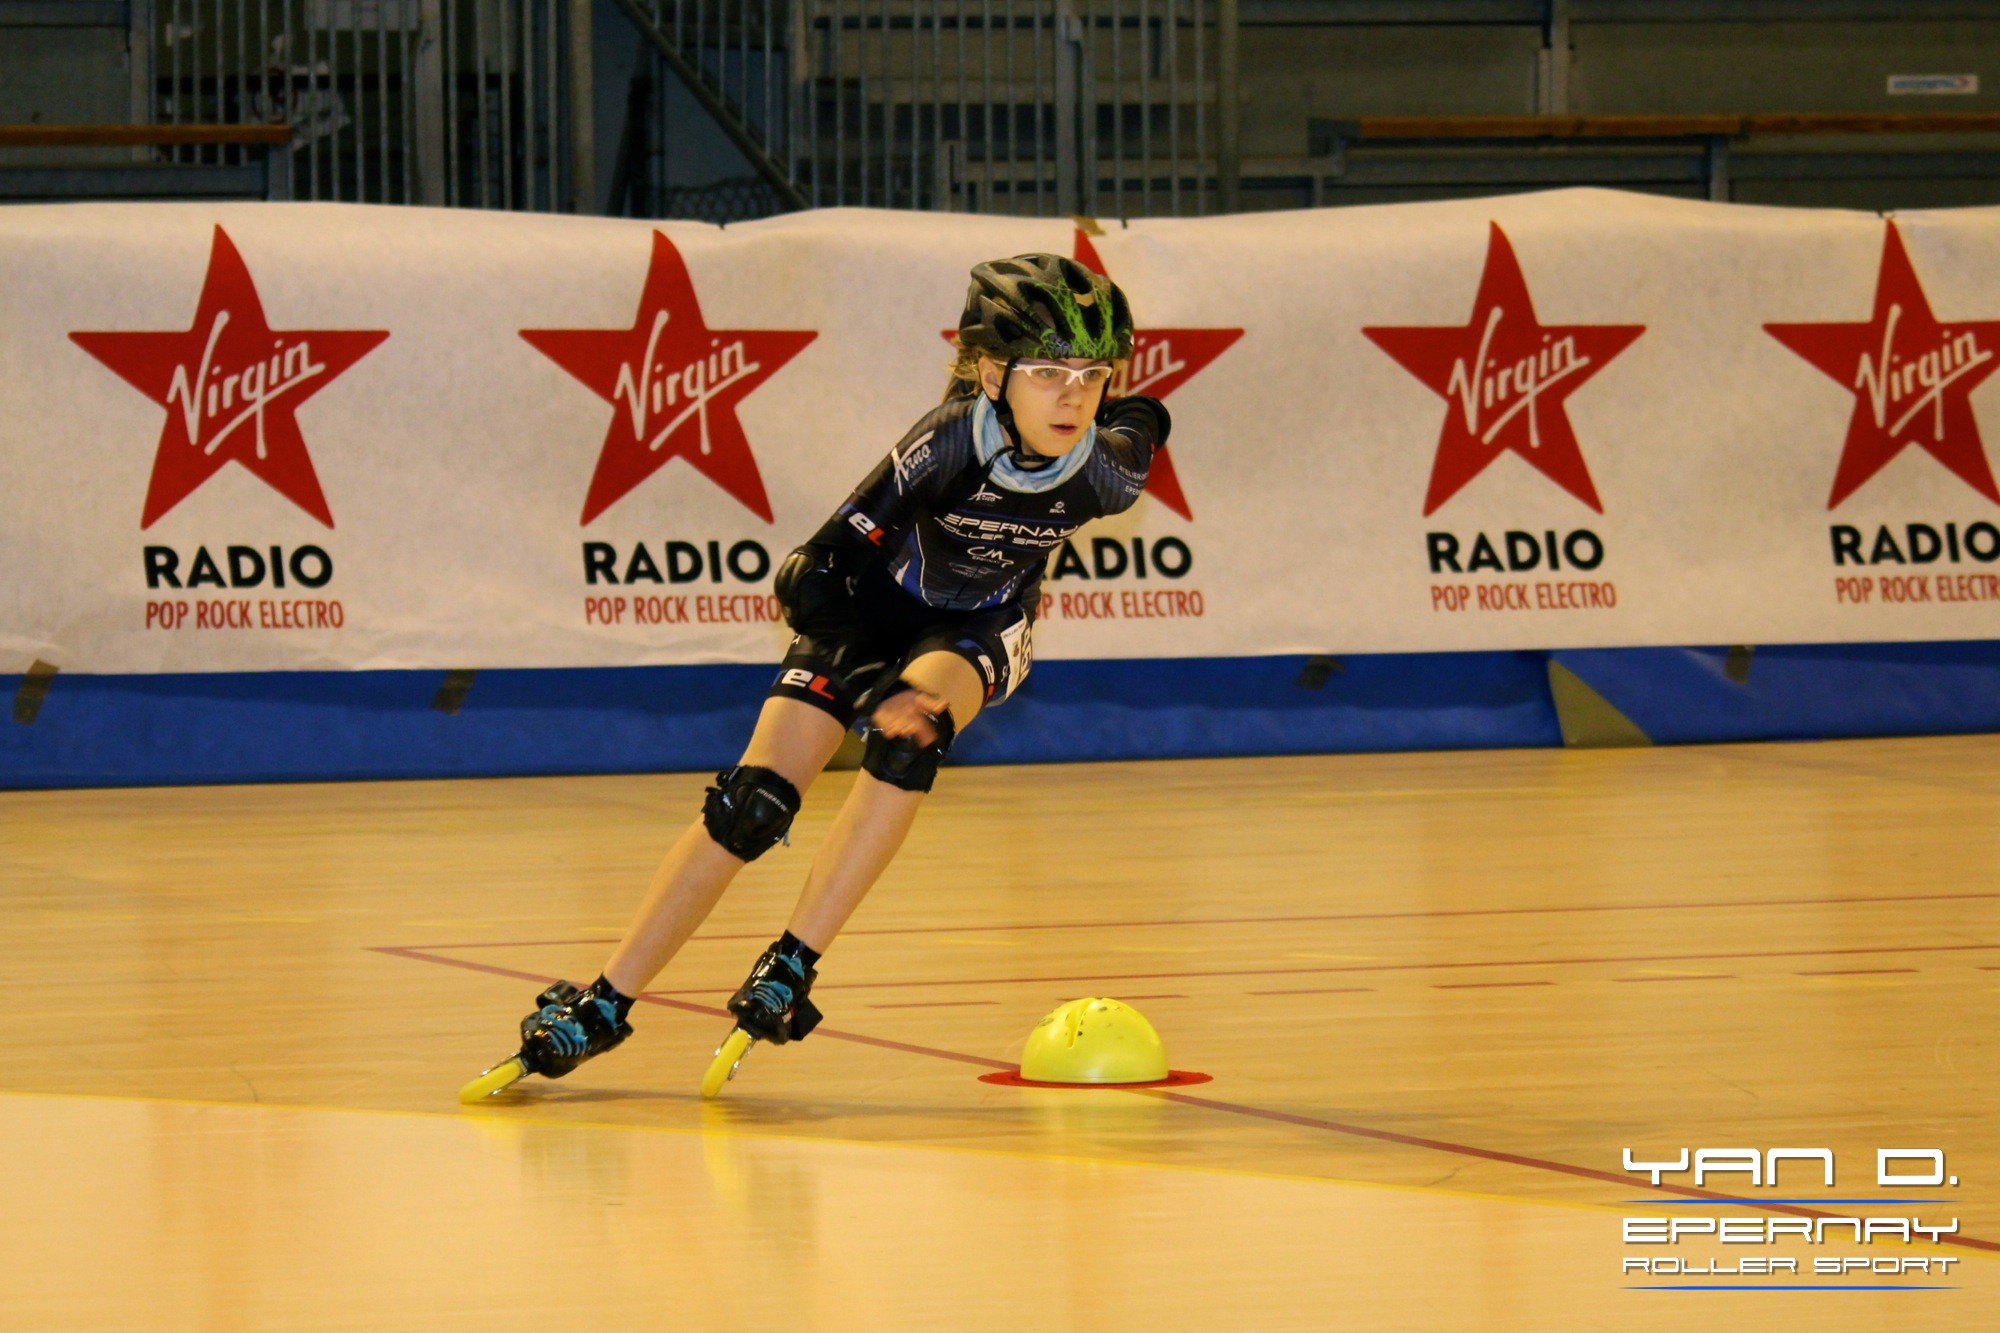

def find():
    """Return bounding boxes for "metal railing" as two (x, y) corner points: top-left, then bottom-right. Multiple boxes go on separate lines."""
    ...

(607, 0), (809, 218)
(143, 0), (583, 209)
(796, 0), (1217, 215)
(138, 0), (1234, 217)
(0, 123), (293, 202)
(609, 0), (1229, 220)
(435, 0), (581, 209)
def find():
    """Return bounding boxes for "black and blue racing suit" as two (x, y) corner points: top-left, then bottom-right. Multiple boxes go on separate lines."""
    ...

(767, 391), (1166, 725)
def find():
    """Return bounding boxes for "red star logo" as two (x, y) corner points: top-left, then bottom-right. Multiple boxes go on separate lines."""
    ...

(523, 231), (816, 524)
(1364, 223), (1643, 517)
(1071, 231), (1241, 520)
(70, 226), (388, 528)
(1766, 222), (2000, 508)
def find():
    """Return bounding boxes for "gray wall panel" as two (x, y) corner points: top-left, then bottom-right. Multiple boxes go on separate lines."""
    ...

(1571, 20), (2000, 114)
(1240, 23), (1539, 155)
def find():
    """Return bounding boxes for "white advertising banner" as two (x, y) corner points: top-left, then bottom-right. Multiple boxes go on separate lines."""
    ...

(4, 188), (2000, 674)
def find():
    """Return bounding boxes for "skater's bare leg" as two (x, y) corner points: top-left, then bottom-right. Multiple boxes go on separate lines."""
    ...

(602, 698), (846, 996)
(786, 651), (985, 950)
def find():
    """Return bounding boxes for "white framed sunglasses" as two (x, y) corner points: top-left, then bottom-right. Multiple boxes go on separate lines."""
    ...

(1014, 361), (1116, 389)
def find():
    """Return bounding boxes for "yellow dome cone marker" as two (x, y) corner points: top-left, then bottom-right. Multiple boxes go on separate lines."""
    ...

(1022, 997), (1170, 1082)
(980, 998), (1211, 1088)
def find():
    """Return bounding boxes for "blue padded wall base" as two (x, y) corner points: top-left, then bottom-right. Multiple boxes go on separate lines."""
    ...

(5, 642), (1996, 790)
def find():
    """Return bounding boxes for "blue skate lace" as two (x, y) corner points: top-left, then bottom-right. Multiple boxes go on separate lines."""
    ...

(537, 1003), (586, 1057)
(747, 958), (804, 1015)
(537, 996), (616, 1058)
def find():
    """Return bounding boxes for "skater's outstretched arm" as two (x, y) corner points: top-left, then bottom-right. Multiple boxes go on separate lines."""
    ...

(784, 649), (985, 950)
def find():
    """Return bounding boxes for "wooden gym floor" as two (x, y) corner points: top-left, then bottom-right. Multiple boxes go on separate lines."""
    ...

(2, 735), (1997, 1329)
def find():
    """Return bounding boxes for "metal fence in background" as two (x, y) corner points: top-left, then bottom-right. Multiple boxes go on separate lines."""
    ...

(103, 0), (2000, 224)
(604, 0), (803, 223)
(797, 0), (1218, 216)
(141, 0), (1234, 218)
(435, 0), (580, 209)
(144, 0), (585, 209)
(606, 0), (1232, 222)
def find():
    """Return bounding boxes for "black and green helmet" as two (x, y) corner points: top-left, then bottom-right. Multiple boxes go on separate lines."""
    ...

(958, 253), (1135, 362)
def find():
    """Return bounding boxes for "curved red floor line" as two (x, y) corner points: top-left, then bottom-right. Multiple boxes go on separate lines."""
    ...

(377, 944), (1998, 1255)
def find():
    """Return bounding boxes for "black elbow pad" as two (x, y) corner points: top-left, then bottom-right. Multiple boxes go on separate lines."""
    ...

(1098, 394), (1172, 452)
(774, 544), (858, 636)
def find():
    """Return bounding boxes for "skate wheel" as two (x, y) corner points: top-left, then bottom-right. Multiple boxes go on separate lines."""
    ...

(457, 1057), (528, 1104)
(701, 1028), (754, 1100)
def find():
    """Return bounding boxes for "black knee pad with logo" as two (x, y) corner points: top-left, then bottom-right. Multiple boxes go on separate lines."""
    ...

(701, 765), (802, 860)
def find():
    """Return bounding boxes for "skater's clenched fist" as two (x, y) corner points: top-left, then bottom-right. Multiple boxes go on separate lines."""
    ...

(870, 687), (950, 747)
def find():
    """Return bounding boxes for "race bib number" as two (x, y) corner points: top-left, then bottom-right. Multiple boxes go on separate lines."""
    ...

(997, 616), (1033, 701)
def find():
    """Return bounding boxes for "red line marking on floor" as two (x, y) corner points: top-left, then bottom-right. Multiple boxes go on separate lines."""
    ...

(621, 940), (2000, 996)
(1796, 967), (1918, 977)
(370, 945), (715, 1021)
(868, 1000), (998, 1009)
(1613, 974), (1735, 983)
(382, 889), (2000, 951)
(1142, 1089), (2000, 1255)
(377, 943), (2000, 1256)
(1245, 987), (1375, 996)
(981, 1070), (1214, 1090)
(372, 945), (1010, 1070)
(1432, 980), (1556, 990)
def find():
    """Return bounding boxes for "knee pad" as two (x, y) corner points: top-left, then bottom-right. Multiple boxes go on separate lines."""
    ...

(861, 704), (957, 793)
(701, 765), (802, 861)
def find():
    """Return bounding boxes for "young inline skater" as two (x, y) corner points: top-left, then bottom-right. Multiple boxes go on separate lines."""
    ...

(462, 252), (1170, 1099)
